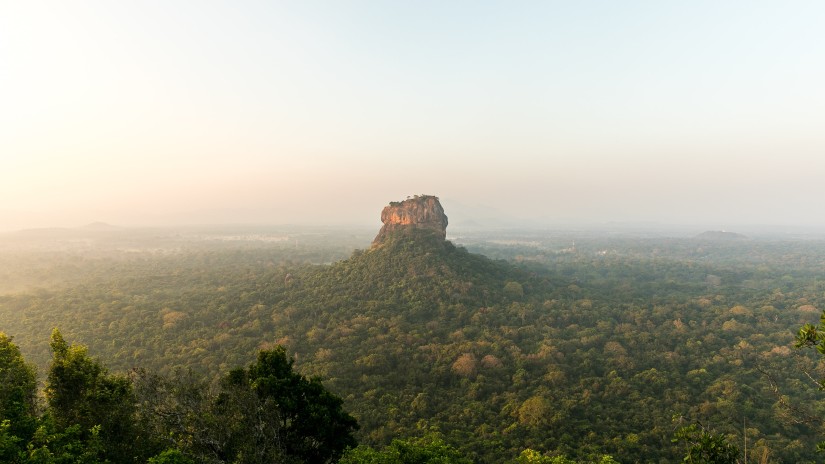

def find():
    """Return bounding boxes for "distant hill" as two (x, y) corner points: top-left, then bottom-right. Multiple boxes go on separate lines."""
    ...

(79, 221), (121, 231)
(694, 230), (747, 240)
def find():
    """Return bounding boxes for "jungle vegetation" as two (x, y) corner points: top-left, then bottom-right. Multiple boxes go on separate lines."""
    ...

(2, 226), (825, 462)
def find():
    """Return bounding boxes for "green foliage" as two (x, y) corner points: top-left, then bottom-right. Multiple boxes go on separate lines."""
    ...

(46, 329), (140, 462)
(796, 312), (825, 453)
(503, 281), (524, 300)
(340, 434), (472, 464)
(24, 418), (106, 464)
(513, 448), (619, 464)
(220, 346), (358, 464)
(0, 419), (22, 462)
(147, 449), (195, 464)
(515, 449), (574, 464)
(1, 329), (359, 464)
(132, 346), (358, 464)
(132, 368), (221, 463)
(796, 315), (825, 359)
(672, 423), (739, 464)
(0, 333), (38, 458)
(1, 332), (112, 463)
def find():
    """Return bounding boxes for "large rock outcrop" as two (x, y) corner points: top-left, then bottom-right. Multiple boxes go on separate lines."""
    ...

(373, 195), (448, 245)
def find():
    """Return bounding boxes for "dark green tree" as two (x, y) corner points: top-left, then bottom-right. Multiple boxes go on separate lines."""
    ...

(218, 346), (358, 463)
(45, 329), (142, 462)
(0, 332), (38, 459)
(132, 368), (223, 463)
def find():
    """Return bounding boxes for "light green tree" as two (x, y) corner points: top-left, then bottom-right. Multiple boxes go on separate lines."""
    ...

(672, 423), (739, 464)
(514, 449), (619, 464)
(340, 434), (472, 464)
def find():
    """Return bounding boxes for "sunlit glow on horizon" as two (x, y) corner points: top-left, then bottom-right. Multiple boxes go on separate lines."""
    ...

(2, 1), (824, 231)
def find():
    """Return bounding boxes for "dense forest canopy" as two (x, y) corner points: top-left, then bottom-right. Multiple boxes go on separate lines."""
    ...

(2, 226), (825, 462)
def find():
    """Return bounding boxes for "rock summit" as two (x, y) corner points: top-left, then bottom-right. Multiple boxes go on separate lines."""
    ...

(373, 195), (448, 245)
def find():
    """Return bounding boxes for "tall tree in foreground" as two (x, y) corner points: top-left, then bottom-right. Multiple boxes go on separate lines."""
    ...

(134, 345), (359, 464)
(0, 333), (38, 460)
(1, 331), (360, 463)
(133, 368), (222, 463)
(219, 346), (359, 464)
(45, 328), (143, 462)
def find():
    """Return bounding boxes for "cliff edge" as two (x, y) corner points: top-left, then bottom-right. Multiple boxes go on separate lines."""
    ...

(373, 195), (448, 245)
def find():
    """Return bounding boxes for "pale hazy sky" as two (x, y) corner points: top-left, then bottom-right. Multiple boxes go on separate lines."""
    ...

(1, 1), (824, 230)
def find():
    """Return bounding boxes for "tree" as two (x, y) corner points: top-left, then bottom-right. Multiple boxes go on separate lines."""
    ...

(339, 434), (473, 464)
(514, 449), (575, 464)
(796, 316), (825, 452)
(45, 329), (142, 462)
(134, 347), (359, 464)
(0, 332), (38, 455)
(218, 346), (358, 463)
(147, 448), (196, 464)
(504, 281), (524, 299)
(132, 368), (223, 464)
(672, 423), (739, 464)
(22, 417), (106, 464)
(796, 317), (825, 359)
(518, 396), (552, 427)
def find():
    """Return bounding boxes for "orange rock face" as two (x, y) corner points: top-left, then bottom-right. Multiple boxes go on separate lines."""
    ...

(373, 195), (448, 244)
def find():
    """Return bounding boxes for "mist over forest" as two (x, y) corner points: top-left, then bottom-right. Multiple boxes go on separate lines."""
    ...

(3, 218), (825, 463)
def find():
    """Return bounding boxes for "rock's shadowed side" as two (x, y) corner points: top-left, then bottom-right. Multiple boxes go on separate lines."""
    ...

(373, 195), (448, 245)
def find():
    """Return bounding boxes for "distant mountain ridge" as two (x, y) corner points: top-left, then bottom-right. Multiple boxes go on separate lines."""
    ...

(80, 221), (120, 231)
(694, 230), (747, 240)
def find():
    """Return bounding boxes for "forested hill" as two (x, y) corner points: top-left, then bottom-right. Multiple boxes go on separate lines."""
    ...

(2, 230), (825, 462)
(289, 229), (534, 320)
